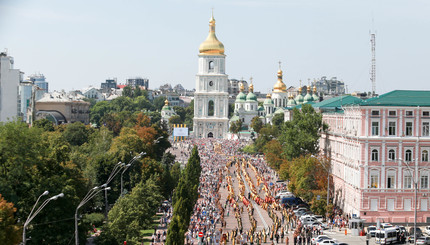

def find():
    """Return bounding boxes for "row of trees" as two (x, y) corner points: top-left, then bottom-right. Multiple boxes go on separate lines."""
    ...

(0, 104), (173, 244)
(248, 104), (332, 214)
(166, 146), (202, 244)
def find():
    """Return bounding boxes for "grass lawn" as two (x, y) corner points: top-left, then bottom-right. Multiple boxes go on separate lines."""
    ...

(141, 214), (163, 245)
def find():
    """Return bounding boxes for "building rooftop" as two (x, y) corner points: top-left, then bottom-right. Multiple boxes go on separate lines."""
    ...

(360, 90), (430, 107)
(313, 95), (362, 110)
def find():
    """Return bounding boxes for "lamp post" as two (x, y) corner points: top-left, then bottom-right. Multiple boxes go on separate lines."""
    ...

(22, 192), (64, 245)
(103, 162), (126, 219)
(121, 152), (146, 196)
(399, 158), (418, 245)
(75, 185), (110, 245)
(311, 155), (330, 207)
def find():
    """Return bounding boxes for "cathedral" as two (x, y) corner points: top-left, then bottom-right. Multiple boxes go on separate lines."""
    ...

(193, 14), (320, 138)
(193, 14), (229, 138)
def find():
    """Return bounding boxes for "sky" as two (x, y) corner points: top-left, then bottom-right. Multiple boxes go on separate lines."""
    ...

(1, 0), (429, 94)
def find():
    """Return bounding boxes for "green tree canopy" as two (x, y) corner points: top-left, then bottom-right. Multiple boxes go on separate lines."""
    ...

(250, 116), (263, 133)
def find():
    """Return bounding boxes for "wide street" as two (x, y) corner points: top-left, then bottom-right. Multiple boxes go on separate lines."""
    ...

(168, 138), (387, 245)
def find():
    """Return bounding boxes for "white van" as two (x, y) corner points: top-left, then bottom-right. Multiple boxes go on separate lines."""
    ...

(375, 228), (398, 244)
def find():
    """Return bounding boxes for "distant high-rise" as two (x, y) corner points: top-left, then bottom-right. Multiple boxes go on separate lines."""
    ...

(101, 78), (117, 93)
(29, 73), (48, 94)
(126, 77), (149, 89)
(0, 51), (22, 122)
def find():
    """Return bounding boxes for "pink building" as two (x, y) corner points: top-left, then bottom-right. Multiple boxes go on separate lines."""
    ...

(316, 91), (430, 224)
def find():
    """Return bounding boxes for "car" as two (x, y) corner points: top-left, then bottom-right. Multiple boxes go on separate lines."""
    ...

(409, 235), (418, 244)
(294, 207), (308, 213)
(425, 226), (430, 236)
(316, 239), (336, 245)
(334, 243), (349, 245)
(409, 227), (423, 237)
(417, 237), (430, 245)
(381, 223), (393, 229)
(309, 222), (328, 230)
(312, 235), (330, 244)
(367, 226), (377, 237)
(314, 215), (324, 223)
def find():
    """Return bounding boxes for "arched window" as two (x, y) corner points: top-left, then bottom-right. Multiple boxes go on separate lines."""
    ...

(422, 150), (429, 162)
(371, 149), (379, 161)
(405, 149), (412, 162)
(209, 61), (214, 72)
(388, 149), (396, 161)
(208, 100), (214, 116)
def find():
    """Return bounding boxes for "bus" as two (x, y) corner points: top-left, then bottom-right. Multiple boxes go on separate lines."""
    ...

(375, 228), (398, 244)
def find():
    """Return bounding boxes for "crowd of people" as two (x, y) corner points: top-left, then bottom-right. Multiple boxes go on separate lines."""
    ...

(167, 138), (350, 245)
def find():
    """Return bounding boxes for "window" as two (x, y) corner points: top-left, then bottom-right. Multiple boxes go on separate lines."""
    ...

(423, 111), (430, 117)
(406, 122), (413, 136)
(423, 122), (429, 136)
(406, 111), (413, 116)
(387, 174), (395, 189)
(423, 150), (429, 162)
(370, 174), (378, 188)
(208, 100), (214, 116)
(372, 121), (379, 136)
(405, 149), (412, 162)
(389, 111), (397, 116)
(421, 175), (429, 189)
(404, 175), (412, 189)
(388, 121), (396, 136)
(371, 149), (379, 161)
(371, 110), (380, 116)
(388, 149), (396, 161)
(209, 81), (213, 86)
(208, 61), (214, 71)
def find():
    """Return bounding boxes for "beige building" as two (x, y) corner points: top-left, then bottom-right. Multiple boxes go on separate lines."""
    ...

(34, 91), (90, 124)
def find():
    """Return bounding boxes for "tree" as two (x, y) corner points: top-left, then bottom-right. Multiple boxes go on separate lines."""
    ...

(0, 195), (20, 245)
(229, 120), (243, 138)
(62, 122), (92, 146)
(272, 113), (284, 128)
(250, 116), (263, 133)
(122, 86), (133, 97)
(254, 124), (279, 152)
(33, 118), (54, 131)
(169, 115), (183, 126)
(263, 139), (285, 170)
(166, 215), (184, 245)
(98, 177), (163, 244)
(278, 104), (326, 160)
(153, 96), (166, 111)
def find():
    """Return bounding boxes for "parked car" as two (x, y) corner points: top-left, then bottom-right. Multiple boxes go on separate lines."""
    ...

(368, 226), (377, 237)
(312, 235), (330, 244)
(409, 227), (423, 237)
(314, 215), (324, 223)
(334, 243), (349, 245)
(317, 239), (336, 245)
(309, 222), (328, 230)
(417, 237), (430, 245)
(425, 226), (430, 236)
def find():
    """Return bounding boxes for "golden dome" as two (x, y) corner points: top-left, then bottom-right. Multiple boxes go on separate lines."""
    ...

(266, 93), (272, 98)
(273, 69), (287, 92)
(239, 82), (245, 92)
(249, 83), (254, 92)
(313, 85), (317, 92)
(199, 14), (225, 55)
(164, 99), (169, 105)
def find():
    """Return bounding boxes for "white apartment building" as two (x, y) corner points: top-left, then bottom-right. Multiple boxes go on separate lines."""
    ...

(0, 52), (22, 122)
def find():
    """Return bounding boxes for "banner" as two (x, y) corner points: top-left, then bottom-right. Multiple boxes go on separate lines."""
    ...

(173, 127), (188, 137)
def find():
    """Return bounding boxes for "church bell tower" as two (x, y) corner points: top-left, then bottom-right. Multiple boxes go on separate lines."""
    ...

(193, 13), (229, 138)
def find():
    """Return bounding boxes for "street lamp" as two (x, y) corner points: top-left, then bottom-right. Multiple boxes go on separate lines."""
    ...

(121, 152), (147, 196)
(311, 155), (330, 207)
(75, 186), (110, 245)
(398, 158), (418, 245)
(103, 161), (126, 219)
(23, 192), (64, 245)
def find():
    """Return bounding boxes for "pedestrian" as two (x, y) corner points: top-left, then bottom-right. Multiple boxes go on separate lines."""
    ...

(366, 231), (371, 245)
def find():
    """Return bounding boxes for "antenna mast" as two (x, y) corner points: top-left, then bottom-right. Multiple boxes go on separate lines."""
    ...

(370, 31), (376, 97)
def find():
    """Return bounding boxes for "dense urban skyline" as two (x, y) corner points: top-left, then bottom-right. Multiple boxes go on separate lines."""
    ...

(1, 0), (429, 93)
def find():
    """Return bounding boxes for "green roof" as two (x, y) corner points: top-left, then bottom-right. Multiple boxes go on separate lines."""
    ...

(236, 92), (246, 102)
(360, 90), (430, 107)
(246, 92), (258, 101)
(313, 95), (362, 109)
